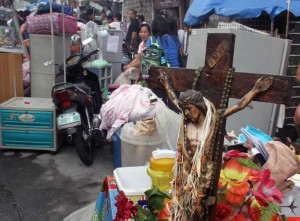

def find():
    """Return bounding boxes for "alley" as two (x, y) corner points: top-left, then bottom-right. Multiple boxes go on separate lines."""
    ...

(0, 144), (114, 221)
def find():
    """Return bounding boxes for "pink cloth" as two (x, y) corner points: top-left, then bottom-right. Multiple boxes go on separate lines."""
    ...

(100, 84), (165, 139)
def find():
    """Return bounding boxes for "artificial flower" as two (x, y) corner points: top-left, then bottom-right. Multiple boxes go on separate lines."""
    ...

(114, 187), (170, 221)
(224, 150), (249, 159)
(215, 202), (233, 221)
(217, 150), (286, 221)
(251, 169), (284, 207)
(231, 214), (246, 221)
(219, 159), (251, 205)
(114, 191), (138, 221)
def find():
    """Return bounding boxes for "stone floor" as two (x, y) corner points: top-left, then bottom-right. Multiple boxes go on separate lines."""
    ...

(0, 144), (114, 221)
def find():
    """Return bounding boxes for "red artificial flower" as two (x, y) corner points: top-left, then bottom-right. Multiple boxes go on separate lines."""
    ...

(224, 150), (249, 160)
(215, 202), (233, 221)
(114, 191), (138, 221)
(231, 214), (246, 221)
(247, 200), (262, 221)
(251, 169), (284, 207)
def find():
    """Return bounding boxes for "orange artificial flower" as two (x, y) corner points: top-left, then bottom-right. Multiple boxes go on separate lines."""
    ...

(219, 159), (251, 205)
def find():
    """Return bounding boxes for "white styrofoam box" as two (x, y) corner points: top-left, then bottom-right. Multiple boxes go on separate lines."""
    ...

(120, 123), (164, 167)
(113, 166), (151, 196)
(88, 64), (113, 90)
(0, 97), (62, 151)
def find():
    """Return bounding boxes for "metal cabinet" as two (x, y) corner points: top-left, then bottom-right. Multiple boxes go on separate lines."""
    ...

(187, 28), (291, 135)
(30, 34), (71, 98)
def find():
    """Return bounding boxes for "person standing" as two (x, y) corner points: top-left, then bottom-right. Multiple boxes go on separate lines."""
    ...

(103, 5), (112, 17)
(125, 9), (140, 54)
(109, 13), (122, 30)
(146, 15), (181, 67)
(123, 23), (151, 71)
(69, 0), (80, 18)
(137, 14), (145, 25)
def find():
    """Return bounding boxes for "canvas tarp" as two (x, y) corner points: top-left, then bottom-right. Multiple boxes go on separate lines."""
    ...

(184, 0), (300, 26)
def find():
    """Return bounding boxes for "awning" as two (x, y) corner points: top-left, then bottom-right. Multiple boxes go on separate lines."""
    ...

(184, 0), (300, 26)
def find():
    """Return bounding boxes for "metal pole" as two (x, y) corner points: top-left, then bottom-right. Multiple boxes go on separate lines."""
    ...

(271, 19), (274, 36)
(286, 0), (291, 39)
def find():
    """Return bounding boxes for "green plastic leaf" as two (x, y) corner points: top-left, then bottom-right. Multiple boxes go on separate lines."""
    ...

(134, 206), (151, 221)
(145, 186), (170, 199)
(260, 202), (286, 221)
(147, 196), (165, 212)
(237, 157), (261, 170)
(134, 187), (171, 220)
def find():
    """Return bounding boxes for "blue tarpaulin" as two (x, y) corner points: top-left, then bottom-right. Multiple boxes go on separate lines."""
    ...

(184, 0), (300, 26)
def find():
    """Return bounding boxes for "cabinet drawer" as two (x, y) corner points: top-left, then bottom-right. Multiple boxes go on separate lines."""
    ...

(1, 129), (53, 148)
(0, 110), (53, 129)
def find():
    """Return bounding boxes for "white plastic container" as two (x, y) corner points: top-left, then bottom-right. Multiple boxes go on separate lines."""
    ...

(113, 166), (151, 196)
(120, 122), (164, 167)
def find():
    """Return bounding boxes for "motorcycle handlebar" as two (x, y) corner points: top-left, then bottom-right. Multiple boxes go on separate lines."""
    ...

(87, 48), (100, 58)
(80, 48), (100, 64)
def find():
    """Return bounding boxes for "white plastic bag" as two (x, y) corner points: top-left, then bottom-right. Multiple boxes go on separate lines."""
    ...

(155, 105), (181, 150)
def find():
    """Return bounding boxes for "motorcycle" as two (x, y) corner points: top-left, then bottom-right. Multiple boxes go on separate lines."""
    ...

(51, 35), (105, 166)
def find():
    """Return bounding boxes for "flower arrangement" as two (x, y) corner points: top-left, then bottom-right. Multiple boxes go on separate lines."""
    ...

(216, 150), (286, 221)
(114, 186), (171, 221)
(114, 149), (290, 221)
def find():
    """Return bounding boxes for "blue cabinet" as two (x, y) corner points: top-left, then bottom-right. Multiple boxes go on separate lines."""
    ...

(0, 97), (62, 151)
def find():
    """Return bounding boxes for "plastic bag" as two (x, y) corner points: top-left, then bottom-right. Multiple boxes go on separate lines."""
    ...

(114, 67), (139, 85)
(133, 117), (157, 136)
(155, 105), (181, 150)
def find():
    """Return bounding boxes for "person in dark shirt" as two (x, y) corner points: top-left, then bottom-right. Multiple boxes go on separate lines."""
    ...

(125, 9), (140, 54)
(137, 14), (144, 25)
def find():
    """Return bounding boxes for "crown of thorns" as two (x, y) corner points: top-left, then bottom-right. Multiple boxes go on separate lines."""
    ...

(179, 90), (207, 115)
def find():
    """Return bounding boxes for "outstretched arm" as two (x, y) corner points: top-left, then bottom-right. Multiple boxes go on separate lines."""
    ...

(223, 76), (273, 118)
(158, 69), (181, 110)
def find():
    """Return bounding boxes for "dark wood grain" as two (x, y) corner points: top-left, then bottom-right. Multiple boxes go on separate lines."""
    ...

(148, 67), (293, 107)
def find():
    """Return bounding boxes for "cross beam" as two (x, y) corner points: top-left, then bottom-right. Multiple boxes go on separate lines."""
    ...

(147, 33), (294, 220)
(148, 68), (293, 108)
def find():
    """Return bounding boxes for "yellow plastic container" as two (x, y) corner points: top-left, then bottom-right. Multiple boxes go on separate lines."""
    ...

(147, 157), (175, 191)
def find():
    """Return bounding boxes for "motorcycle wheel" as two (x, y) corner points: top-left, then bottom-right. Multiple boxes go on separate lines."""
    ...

(86, 73), (102, 114)
(74, 121), (94, 166)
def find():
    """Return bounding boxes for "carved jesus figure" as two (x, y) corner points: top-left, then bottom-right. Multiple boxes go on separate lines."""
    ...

(158, 69), (273, 221)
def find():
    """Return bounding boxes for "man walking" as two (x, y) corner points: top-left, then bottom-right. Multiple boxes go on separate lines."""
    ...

(125, 9), (140, 54)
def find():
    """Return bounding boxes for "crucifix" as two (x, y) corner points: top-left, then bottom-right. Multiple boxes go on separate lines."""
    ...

(147, 33), (294, 221)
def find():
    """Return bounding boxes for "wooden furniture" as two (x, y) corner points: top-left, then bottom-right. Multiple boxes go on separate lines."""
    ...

(0, 52), (23, 103)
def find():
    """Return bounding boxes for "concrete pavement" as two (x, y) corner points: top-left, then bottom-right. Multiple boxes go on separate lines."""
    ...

(0, 144), (114, 221)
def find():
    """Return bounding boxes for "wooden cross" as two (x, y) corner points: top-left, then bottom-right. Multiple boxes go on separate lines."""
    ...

(147, 33), (294, 220)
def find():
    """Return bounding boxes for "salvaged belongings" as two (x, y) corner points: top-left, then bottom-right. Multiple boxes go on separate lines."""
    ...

(158, 69), (273, 220)
(100, 84), (165, 139)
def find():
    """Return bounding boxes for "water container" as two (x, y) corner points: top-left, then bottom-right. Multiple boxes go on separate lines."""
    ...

(120, 122), (164, 167)
(147, 149), (176, 191)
